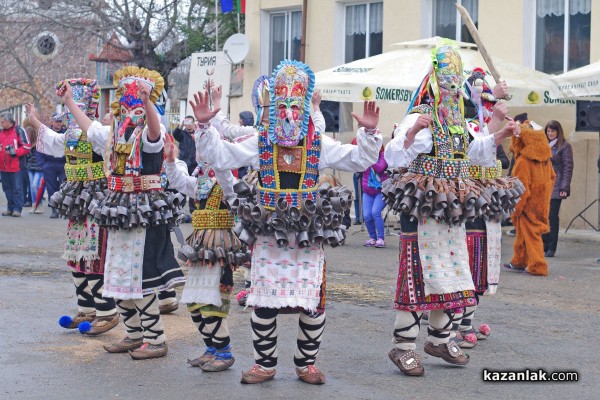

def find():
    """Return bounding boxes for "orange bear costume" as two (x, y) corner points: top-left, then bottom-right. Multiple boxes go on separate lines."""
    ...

(509, 124), (556, 276)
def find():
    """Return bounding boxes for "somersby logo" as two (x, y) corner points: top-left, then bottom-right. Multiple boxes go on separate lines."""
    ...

(482, 369), (578, 382)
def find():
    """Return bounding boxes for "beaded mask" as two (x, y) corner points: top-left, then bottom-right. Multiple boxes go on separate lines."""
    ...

(55, 78), (100, 147)
(432, 43), (464, 95)
(111, 66), (164, 138)
(251, 75), (270, 126)
(268, 60), (314, 147)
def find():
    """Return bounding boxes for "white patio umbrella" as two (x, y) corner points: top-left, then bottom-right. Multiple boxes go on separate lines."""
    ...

(315, 37), (564, 107)
(552, 60), (600, 98)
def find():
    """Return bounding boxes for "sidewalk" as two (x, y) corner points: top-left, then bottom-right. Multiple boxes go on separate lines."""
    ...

(501, 226), (600, 243)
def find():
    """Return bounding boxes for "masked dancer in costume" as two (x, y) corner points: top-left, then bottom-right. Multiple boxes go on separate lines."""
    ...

(382, 41), (522, 376)
(83, 67), (185, 359)
(26, 79), (120, 336)
(453, 69), (521, 348)
(165, 134), (250, 371)
(190, 60), (381, 384)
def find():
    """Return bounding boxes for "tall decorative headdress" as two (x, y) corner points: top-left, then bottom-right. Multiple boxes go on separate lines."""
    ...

(56, 78), (100, 119)
(251, 75), (270, 125)
(111, 66), (164, 117)
(268, 60), (315, 147)
(407, 40), (464, 113)
(55, 79), (101, 147)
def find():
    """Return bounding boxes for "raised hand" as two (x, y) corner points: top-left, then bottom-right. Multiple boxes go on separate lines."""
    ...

(210, 85), (223, 107)
(57, 82), (73, 101)
(25, 103), (38, 119)
(499, 120), (520, 139)
(351, 101), (380, 130)
(311, 89), (322, 108)
(491, 101), (508, 121)
(138, 82), (151, 103)
(164, 134), (177, 163)
(492, 81), (509, 99)
(189, 90), (221, 123)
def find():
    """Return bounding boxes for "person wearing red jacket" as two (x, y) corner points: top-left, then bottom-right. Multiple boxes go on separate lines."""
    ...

(1, 113), (31, 217)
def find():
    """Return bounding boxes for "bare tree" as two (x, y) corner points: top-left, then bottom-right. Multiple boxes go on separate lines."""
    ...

(21, 0), (244, 82)
(0, 2), (96, 113)
(0, 0), (243, 113)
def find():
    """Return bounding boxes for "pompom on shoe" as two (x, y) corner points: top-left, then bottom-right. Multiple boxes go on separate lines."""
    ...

(59, 315), (73, 329)
(58, 312), (95, 329)
(455, 330), (478, 349)
(80, 312), (120, 336)
(477, 323), (491, 340)
(78, 321), (92, 333)
(236, 290), (248, 306)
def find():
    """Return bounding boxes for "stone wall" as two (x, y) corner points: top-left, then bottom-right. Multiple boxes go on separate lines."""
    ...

(0, 19), (99, 122)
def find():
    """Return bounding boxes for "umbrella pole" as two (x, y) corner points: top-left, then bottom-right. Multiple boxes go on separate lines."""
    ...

(34, 178), (45, 211)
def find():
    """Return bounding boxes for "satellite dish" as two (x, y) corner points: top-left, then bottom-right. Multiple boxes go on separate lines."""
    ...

(223, 33), (249, 64)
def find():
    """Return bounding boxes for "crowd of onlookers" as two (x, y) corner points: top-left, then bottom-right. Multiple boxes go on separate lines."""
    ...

(0, 111), (66, 217)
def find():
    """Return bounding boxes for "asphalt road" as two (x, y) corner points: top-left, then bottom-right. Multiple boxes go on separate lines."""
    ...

(0, 202), (598, 399)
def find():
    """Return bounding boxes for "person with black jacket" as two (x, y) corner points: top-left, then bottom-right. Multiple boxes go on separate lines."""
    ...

(173, 116), (197, 216)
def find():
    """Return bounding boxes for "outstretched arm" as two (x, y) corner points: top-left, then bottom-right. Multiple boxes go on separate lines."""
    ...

(139, 83), (161, 142)
(321, 101), (382, 171)
(24, 103), (65, 157)
(24, 103), (42, 132)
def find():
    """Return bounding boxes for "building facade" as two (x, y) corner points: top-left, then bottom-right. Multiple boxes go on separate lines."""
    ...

(229, 0), (599, 229)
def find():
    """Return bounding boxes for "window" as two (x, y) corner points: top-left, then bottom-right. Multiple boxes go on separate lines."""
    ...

(269, 10), (302, 71)
(344, 2), (383, 63)
(32, 31), (59, 58)
(432, 0), (478, 43)
(535, 0), (590, 74)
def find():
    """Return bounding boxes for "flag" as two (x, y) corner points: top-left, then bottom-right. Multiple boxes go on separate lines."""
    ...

(221, 0), (234, 13)
(236, 0), (246, 14)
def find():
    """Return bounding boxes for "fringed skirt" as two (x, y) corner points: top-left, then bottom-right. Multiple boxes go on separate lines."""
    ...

(50, 177), (108, 221)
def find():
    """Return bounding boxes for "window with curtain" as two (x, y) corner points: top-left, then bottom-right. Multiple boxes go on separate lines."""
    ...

(433, 0), (478, 43)
(344, 2), (383, 63)
(535, 0), (590, 74)
(269, 10), (302, 71)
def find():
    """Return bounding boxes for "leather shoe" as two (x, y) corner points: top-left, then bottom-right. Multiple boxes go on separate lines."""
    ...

(129, 342), (168, 360)
(188, 347), (216, 367)
(424, 341), (469, 365)
(104, 337), (143, 353)
(83, 313), (120, 336)
(241, 364), (276, 384)
(388, 348), (425, 376)
(295, 365), (326, 384)
(159, 302), (179, 314)
(62, 311), (96, 329)
(545, 250), (555, 257)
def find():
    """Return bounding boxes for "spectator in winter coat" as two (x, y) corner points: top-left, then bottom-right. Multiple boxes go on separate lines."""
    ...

(24, 125), (44, 214)
(541, 120), (573, 258)
(0, 112), (31, 217)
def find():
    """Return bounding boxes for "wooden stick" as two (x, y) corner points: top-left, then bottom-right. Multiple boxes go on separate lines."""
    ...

(455, 3), (512, 100)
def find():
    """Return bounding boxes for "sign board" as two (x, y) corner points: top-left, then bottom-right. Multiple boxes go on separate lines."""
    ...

(187, 51), (231, 117)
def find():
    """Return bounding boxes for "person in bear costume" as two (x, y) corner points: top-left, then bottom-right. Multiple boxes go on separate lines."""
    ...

(506, 123), (555, 276)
